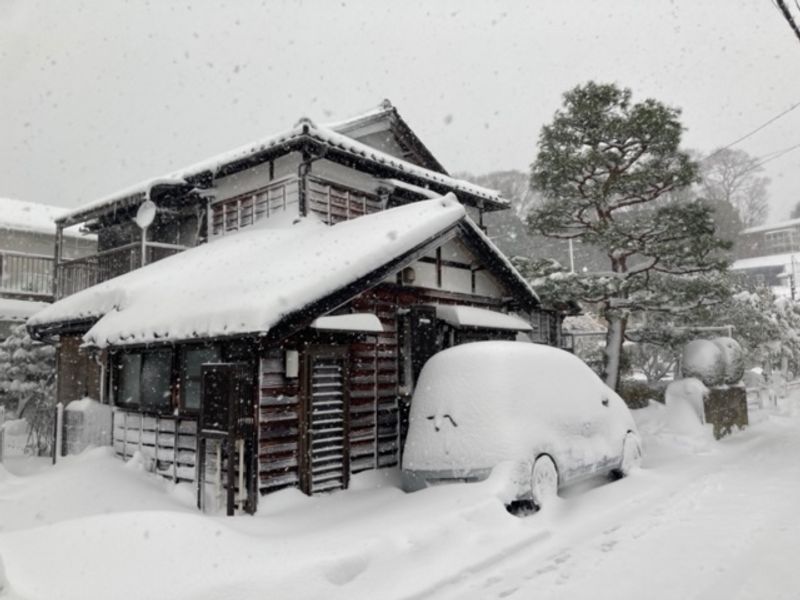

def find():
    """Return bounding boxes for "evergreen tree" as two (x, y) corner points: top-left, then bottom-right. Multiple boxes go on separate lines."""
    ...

(528, 82), (730, 391)
(0, 324), (56, 455)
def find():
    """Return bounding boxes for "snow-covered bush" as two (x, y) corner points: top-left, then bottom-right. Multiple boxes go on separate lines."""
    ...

(711, 337), (744, 384)
(682, 340), (725, 387)
(0, 324), (56, 455)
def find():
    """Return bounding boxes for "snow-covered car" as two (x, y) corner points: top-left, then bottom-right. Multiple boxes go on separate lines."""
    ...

(401, 341), (642, 507)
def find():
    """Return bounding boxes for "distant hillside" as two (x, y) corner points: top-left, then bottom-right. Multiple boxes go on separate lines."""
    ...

(456, 170), (607, 272)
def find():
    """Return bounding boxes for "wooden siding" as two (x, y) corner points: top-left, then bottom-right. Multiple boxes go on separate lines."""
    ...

(112, 411), (198, 483)
(257, 350), (302, 494)
(210, 177), (300, 237)
(306, 177), (383, 224)
(348, 295), (402, 472)
(57, 335), (102, 405)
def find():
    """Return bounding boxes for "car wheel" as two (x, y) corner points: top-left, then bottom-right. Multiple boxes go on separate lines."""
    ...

(531, 455), (558, 509)
(618, 433), (643, 476)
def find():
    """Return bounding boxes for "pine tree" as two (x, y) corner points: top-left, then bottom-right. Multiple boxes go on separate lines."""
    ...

(0, 324), (56, 455)
(528, 82), (731, 391)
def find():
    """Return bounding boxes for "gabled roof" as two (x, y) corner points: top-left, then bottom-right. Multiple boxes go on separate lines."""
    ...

(325, 99), (449, 174)
(58, 113), (507, 227)
(30, 196), (539, 348)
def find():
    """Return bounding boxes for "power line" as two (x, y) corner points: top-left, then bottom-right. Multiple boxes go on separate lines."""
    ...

(703, 99), (800, 161)
(753, 141), (800, 169)
(775, 0), (800, 44)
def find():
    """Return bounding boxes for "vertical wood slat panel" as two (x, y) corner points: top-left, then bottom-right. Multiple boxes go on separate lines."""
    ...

(211, 178), (299, 237)
(258, 351), (302, 494)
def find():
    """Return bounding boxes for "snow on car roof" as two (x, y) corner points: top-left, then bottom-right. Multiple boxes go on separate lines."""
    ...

(30, 196), (466, 347)
(59, 118), (505, 225)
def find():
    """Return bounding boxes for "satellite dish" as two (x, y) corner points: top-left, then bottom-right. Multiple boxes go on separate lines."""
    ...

(135, 200), (157, 229)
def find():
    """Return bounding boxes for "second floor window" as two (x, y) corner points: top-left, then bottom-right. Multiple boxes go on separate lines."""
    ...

(765, 229), (797, 254)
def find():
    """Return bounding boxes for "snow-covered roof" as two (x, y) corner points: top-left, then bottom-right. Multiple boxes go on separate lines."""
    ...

(0, 298), (50, 322)
(323, 99), (448, 174)
(310, 313), (383, 332)
(741, 218), (800, 235)
(731, 253), (797, 271)
(30, 196), (467, 347)
(60, 116), (504, 226)
(434, 305), (532, 331)
(0, 197), (80, 236)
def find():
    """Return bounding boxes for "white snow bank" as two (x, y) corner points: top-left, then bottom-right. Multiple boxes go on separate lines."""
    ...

(64, 398), (112, 455)
(30, 197), (466, 347)
(664, 378), (709, 435)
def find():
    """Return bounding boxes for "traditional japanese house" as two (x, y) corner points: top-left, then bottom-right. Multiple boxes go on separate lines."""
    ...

(29, 101), (567, 513)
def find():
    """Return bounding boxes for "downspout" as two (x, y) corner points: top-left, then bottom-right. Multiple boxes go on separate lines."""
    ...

(297, 139), (326, 218)
(95, 350), (105, 405)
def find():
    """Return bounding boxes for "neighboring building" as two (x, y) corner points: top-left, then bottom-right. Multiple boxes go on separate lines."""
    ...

(732, 219), (800, 295)
(0, 197), (94, 340)
(28, 101), (567, 512)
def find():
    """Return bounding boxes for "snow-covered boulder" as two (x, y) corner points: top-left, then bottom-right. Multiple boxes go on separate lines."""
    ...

(664, 377), (709, 434)
(682, 340), (725, 387)
(711, 337), (744, 385)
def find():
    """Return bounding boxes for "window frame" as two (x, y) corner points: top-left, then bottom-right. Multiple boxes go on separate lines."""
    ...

(179, 343), (222, 414)
(112, 348), (176, 416)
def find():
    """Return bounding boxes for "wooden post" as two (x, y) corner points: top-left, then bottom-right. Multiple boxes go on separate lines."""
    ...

(52, 224), (64, 300)
(53, 402), (64, 464)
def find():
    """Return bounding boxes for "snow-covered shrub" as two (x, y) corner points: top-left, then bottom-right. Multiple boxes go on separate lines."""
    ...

(664, 377), (709, 434)
(711, 337), (744, 384)
(0, 324), (56, 455)
(682, 340), (725, 387)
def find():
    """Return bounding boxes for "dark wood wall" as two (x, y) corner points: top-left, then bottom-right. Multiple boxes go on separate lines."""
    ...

(57, 335), (102, 404)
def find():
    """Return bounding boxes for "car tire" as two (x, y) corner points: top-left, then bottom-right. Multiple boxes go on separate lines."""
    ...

(531, 455), (558, 509)
(618, 432), (643, 476)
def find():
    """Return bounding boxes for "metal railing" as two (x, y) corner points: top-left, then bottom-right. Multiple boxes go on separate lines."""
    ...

(56, 242), (187, 299)
(0, 250), (55, 301)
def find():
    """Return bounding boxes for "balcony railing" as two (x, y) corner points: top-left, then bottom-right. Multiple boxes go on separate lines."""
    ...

(0, 251), (55, 301)
(56, 242), (186, 300)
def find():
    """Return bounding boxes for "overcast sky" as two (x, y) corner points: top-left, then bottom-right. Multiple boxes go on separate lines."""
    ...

(2, 0), (800, 222)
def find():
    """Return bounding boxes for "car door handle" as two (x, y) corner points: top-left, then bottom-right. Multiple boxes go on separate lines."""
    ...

(601, 398), (609, 407)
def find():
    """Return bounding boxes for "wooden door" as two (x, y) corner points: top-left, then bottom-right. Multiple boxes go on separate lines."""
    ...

(305, 347), (350, 494)
(197, 362), (256, 515)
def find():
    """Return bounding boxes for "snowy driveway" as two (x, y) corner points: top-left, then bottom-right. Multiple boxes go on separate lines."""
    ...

(429, 405), (800, 600)
(1, 399), (799, 600)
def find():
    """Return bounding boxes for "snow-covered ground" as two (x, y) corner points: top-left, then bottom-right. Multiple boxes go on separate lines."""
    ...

(1, 394), (799, 600)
